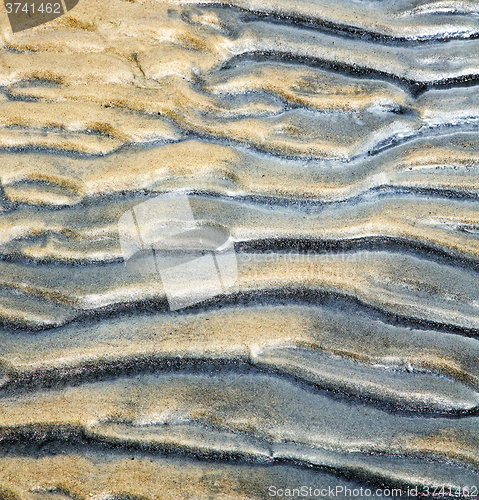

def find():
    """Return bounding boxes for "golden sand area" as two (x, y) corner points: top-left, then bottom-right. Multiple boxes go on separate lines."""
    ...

(0, 0), (478, 497)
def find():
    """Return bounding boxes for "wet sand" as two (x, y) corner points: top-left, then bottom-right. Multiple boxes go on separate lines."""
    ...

(0, 0), (478, 497)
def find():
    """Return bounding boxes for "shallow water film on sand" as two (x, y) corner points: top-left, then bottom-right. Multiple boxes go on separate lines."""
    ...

(0, 0), (479, 498)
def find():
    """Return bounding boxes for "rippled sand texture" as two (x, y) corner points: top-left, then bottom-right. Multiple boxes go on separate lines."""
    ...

(1, 0), (479, 498)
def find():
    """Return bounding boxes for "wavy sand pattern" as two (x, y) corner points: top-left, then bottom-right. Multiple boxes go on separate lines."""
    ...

(0, 0), (479, 498)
